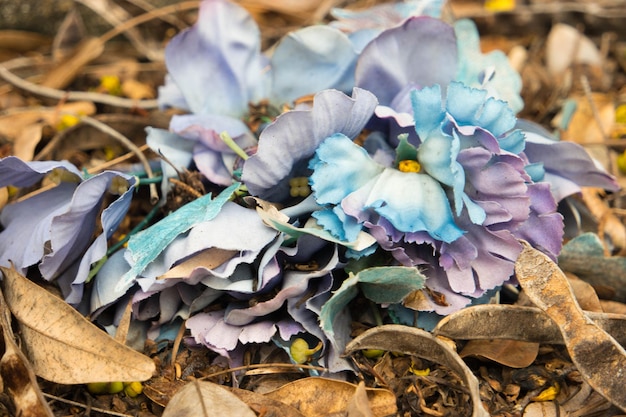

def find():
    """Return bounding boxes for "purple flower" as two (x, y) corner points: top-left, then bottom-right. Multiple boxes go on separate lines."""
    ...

(0, 156), (136, 303)
(154, 0), (359, 188)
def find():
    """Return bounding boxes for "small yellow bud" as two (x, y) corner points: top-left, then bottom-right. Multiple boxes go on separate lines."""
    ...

(87, 381), (124, 395)
(57, 114), (81, 131)
(398, 160), (421, 173)
(409, 365), (430, 376)
(123, 381), (143, 398)
(288, 177), (311, 197)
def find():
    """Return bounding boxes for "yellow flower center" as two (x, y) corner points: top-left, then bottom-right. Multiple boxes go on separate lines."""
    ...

(398, 159), (421, 173)
(289, 176), (311, 197)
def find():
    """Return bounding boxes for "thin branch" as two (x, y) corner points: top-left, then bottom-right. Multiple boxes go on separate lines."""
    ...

(43, 393), (134, 417)
(80, 115), (159, 204)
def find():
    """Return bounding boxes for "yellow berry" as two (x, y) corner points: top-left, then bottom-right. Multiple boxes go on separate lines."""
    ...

(290, 338), (322, 364)
(123, 381), (143, 398)
(617, 151), (626, 175)
(362, 349), (385, 359)
(86, 382), (109, 394)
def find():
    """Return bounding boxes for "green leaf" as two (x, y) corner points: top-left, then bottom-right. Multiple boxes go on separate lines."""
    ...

(320, 266), (426, 341)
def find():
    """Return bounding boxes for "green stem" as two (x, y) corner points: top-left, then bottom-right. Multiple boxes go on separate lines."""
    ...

(220, 131), (249, 160)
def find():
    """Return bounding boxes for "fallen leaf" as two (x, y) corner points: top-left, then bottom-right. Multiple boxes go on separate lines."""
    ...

(229, 387), (306, 417)
(264, 377), (396, 417)
(460, 339), (539, 368)
(346, 381), (375, 417)
(345, 325), (490, 417)
(0, 286), (54, 417)
(162, 380), (256, 417)
(522, 401), (564, 417)
(515, 241), (626, 412)
(433, 304), (626, 346)
(580, 188), (626, 255)
(558, 232), (626, 302)
(545, 23), (602, 75)
(0, 265), (155, 384)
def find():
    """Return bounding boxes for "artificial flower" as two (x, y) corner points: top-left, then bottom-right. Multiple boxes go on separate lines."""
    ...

(0, 156), (136, 303)
(154, 0), (358, 188)
(242, 88), (378, 203)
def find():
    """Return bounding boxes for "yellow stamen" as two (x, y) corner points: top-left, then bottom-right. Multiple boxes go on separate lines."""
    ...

(289, 177), (311, 197)
(398, 159), (421, 173)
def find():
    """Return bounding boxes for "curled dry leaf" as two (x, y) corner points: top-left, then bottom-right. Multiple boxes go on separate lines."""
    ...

(434, 304), (626, 346)
(0, 287), (54, 417)
(345, 325), (490, 417)
(264, 377), (396, 417)
(515, 242), (626, 412)
(0, 265), (155, 384)
(162, 380), (256, 417)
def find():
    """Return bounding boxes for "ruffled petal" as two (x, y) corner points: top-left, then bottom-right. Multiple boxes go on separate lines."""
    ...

(344, 168), (463, 242)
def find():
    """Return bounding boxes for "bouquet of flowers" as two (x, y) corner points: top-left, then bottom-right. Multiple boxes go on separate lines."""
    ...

(0, 0), (618, 371)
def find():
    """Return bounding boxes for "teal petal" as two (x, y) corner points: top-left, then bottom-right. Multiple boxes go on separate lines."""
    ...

(309, 133), (384, 205)
(312, 206), (362, 242)
(411, 84), (445, 139)
(344, 169), (464, 242)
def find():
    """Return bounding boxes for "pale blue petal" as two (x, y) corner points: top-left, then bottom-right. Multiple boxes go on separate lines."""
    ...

(311, 206), (362, 242)
(410, 84), (445, 139)
(454, 19), (523, 113)
(163, 0), (266, 117)
(344, 169), (463, 242)
(270, 26), (357, 106)
(309, 133), (384, 205)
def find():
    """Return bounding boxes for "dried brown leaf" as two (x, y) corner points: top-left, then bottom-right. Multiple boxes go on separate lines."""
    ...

(229, 387), (306, 417)
(346, 381), (375, 417)
(433, 304), (626, 346)
(0, 30), (50, 52)
(162, 380), (256, 417)
(515, 242), (626, 412)
(264, 377), (396, 417)
(0, 286), (54, 417)
(345, 325), (489, 417)
(460, 339), (539, 368)
(0, 265), (155, 384)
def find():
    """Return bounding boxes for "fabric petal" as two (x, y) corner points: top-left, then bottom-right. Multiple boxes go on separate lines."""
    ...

(242, 88), (377, 201)
(270, 26), (358, 106)
(344, 168), (463, 242)
(163, 0), (266, 117)
(355, 16), (457, 106)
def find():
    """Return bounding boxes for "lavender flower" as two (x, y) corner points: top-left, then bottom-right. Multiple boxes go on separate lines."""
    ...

(0, 156), (136, 303)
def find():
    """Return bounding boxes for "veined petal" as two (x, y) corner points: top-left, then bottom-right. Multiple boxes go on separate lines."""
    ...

(270, 26), (358, 106)
(355, 16), (457, 107)
(344, 168), (463, 242)
(411, 84), (445, 139)
(164, 0), (266, 117)
(0, 156), (82, 188)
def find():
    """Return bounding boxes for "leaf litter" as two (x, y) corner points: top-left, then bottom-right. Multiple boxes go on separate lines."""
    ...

(0, 0), (626, 416)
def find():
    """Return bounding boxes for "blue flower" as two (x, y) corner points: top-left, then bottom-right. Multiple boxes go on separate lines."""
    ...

(309, 134), (463, 243)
